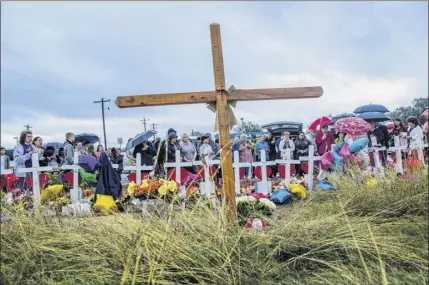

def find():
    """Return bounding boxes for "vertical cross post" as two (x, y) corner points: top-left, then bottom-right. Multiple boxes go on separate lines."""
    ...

(251, 150), (275, 195)
(299, 145), (321, 192)
(232, 151), (252, 195)
(389, 136), (406, 174)
(276, 148), (300, 184)
(210, 24), (236, 217)
(18, 153), (53, 206)
(62, 152), (82, 203)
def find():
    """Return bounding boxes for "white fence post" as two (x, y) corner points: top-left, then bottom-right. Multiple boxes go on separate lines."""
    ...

(0, 155), (12, 175)
(18, 153), (53, 206)
(251, 150), (275, 195)
(233, 151), (241, 195)
(232, 151), (252, 195)
(370, 136), (385, 177)
(299, 145), (321, 192)
(389, 136), (406, 174)
(275, 148), (300, 185)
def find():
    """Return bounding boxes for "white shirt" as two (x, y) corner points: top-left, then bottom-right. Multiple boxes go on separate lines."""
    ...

(199, 143), (214, 161)
(278, 139), (295, 158)
(408, 126), (424, 147)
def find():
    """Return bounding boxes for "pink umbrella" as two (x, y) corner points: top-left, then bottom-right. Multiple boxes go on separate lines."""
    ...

(422, 109), (428, 119)
(308, 116), (331, 131)
(424, 122), (428, 133)
(333, 117), (372, 136)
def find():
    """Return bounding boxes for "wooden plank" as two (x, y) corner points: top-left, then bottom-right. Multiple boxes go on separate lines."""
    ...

(210, 23), (236, 218)
(228, 86), (324, 101)
(115, 91), (217, 108)
(210, 23), (226, 91)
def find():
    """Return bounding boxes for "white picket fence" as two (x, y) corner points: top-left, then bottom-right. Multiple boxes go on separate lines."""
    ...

(1, 136), (427, 208)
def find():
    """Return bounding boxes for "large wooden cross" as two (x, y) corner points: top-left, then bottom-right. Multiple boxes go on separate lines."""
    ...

(115, 23), (323, 218)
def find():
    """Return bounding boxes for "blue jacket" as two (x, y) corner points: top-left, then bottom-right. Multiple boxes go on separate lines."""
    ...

(13, 144), (36, 178)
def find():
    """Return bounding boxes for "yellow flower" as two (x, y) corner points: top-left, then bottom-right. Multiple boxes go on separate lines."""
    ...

(127, 181), (136, 196)
(158, 184), (169, 196)
(288, 184), (307, 199)
(364, 177), (378, 187)
(140, 179), (149, 189)
(41, 184), (64, 203)
(168, 180), (177, 192)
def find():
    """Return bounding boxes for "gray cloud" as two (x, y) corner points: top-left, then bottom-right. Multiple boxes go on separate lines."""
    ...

(1, 2), (427, 148)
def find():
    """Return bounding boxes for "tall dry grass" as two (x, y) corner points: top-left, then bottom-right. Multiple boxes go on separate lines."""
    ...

(1, 169), (428, 285)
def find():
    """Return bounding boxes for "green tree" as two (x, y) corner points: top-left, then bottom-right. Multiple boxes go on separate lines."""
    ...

(190, 130), (205, 137)
(388, 97), (428, 124)
(235, 121), (263, 134)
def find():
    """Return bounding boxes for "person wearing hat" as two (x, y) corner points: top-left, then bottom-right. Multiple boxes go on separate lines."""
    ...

(199, 135), (215, 161)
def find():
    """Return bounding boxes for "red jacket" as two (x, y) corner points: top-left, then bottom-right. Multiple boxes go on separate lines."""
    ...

(315, 131), (334, 155)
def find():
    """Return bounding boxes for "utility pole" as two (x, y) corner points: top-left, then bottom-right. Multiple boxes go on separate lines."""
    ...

(13, 137), (18, 145)
(24, 124), (32, 131)
(151, 123), (158, 132)
(140, 117), (150, 132)
(94, 97), (110, 149)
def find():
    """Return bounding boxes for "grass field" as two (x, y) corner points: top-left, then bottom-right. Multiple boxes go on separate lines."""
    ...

(1, 169), (428, 285)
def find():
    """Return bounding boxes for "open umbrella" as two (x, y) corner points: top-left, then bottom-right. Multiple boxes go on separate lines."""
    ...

(43, 142), (63, 149)
(329, 113), (356, 125)
(308, 116), (331, 131)
(353, 103), (389, 114)
(422, 109), (428, 119)
(357, 112), (390, 122)
(125, 130), (157, 151)
(333, 117), (372, 136)
(74, 133), (100, 144)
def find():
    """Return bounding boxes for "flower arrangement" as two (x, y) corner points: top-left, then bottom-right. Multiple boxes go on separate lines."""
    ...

(236, 195), (276, 226)
(127, 179), (180, 198)
(40, 184), (70, 208)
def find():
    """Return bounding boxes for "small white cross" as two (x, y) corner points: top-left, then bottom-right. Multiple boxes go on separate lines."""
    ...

(298, 145), (321, 192)
(123, 153), (154, 185)
(233, 151), (252, 195)
(388, 136), (407, 174)
(18, 153), (53, 206)
(275, 148), (301, 185)
(252, 149), (276, 195)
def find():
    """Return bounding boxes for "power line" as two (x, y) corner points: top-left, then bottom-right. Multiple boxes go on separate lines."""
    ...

(94, 97), (111, 149)
(140, 117), (150, 132)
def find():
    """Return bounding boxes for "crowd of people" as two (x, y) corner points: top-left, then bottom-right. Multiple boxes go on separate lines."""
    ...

(1, 115), (427, 189)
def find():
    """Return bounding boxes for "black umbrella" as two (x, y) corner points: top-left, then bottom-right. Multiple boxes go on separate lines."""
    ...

(357, 112), (390, 122)
(43, 142), (63, 149)
(125, 130), (157, 151)
(74, 133), (100, 144)
(328, 113), (356, 125)
(354, 103), (389, 114)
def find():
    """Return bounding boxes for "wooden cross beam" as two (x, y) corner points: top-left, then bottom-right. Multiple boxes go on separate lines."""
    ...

(115, 23), (324, 219)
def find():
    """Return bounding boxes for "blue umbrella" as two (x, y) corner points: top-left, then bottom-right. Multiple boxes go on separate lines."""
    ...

(329, 113), (356, 125)
(74, 133), (100, 144)
(125, 130), (157, 151)
(354, 104), (389, 114)
(357, 112), (390, 122)
(43, 142), (63, 149)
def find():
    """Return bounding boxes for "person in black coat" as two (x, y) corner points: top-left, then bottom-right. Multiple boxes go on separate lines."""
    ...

(294, 132), (312, 177)
(133, 141), (156, 175)
(109, 148), (124, 181)
(95, 152), (121, 202)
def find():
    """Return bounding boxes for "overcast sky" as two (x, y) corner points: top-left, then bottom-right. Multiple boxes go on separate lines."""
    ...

(1, 1), (427, 148)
